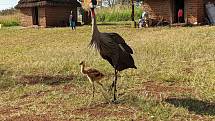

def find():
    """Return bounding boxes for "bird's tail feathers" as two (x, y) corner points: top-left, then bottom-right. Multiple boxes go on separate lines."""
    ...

(89, 40), (94, 47)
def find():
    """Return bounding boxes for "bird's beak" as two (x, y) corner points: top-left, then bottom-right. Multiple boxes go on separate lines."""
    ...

(79, 61), (84, 65)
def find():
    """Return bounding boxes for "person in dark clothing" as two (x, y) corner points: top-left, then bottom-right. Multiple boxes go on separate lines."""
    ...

(69, 11), (76, 30)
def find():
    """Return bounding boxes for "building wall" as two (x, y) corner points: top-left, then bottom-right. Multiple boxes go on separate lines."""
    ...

(45, 6), (77, 27)
(186, 0), (201, 24)
(186, 0), (215, 24)
(142, 0), (171, 22)
(20, 7), (46, 27)
(197, 0), (205, 24)
(20, 8), (32, 27)
(142, 0), (215, 24)
(38, 7), (46, 27)
(19, 6), (78, 27)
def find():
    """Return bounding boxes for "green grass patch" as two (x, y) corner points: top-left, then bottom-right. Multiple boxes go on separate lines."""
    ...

(0, 14), (20, 27)
(96, 6), (142, 22)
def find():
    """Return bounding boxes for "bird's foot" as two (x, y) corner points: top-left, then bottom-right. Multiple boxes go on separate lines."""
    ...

(111, 99), (120, 104)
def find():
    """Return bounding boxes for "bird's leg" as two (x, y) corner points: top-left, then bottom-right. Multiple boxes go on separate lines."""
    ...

(113, 69), (118, 101)
(108, 69), (116, 92)
(88, 81), (95, 106)
(92, 82), (95, 98)
(96, 81), (110, 102)
(108, 82), (114, 92)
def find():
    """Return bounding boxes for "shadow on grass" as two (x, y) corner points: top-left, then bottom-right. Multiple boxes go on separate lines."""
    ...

(0, 66), (12, 77)
(18, 74), (74, 85)
(165, 97), (215, 116)
(97, 22), (131, 26)
(0, 69), (7, 76)
(0, 68), (16, 90)
(72, 101), (135, 119)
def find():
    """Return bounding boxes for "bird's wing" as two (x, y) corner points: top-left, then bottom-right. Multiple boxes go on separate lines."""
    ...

(106, 33), (133, 54)
(102, 33), (136, 71)
(86, 68), (104, 78)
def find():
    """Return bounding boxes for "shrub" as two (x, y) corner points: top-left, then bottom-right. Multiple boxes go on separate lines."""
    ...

(0, 8), (17, 16)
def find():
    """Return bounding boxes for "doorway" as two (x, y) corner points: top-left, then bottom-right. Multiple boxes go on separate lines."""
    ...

(32, 7), (39, 25)
(172, 0), (185, 23)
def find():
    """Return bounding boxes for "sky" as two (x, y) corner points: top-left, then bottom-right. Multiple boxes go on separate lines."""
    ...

(0, 0), (19, 10)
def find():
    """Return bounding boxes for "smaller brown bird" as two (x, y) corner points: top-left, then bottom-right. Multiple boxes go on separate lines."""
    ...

(79, 61), (105, 98)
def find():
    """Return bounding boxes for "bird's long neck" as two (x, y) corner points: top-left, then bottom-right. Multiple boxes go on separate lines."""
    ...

(81, 64), (87, 74)
(91, 8), (99, 35)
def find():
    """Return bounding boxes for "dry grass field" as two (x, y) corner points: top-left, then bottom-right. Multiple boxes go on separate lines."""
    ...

(0, 25), (215, 120)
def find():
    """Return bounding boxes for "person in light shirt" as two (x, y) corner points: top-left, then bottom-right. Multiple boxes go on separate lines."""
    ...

(138, 11), (149, 27)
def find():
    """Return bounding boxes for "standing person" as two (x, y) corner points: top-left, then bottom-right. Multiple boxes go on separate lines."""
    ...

(139, 11), (149, 27)
(141, 11), (148, 19)
(178, 8), (183, 23)
(69, 11), (76, 30)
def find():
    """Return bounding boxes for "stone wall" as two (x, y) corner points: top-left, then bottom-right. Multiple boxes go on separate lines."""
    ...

(20, 8), (32, 27)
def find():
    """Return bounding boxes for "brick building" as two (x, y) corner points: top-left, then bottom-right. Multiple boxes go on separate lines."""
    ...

(142, 0), (215, 25)
(16, 0), (81, 27)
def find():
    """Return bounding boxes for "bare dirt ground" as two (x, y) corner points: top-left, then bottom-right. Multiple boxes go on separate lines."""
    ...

(133, 81), (194, 100)
(1, 79), (213, 121)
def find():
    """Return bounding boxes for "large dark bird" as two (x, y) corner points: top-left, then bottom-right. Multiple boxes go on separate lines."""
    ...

(89, 4), (137, 101)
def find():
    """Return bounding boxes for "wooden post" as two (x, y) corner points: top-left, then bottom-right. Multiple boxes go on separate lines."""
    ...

(131, 0), (136, 27)
(131, 0), (134, 21)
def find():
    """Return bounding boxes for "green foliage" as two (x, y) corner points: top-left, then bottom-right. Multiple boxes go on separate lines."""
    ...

(0, 20), (20, 27)
(96, 6), (142, 22)
(0, 14), (20, 27)
(0, 8), (17, 16)
(0, 8), (20, 27)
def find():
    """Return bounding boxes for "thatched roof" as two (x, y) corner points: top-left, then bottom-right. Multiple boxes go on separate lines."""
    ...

(16, 0), (81, 8)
